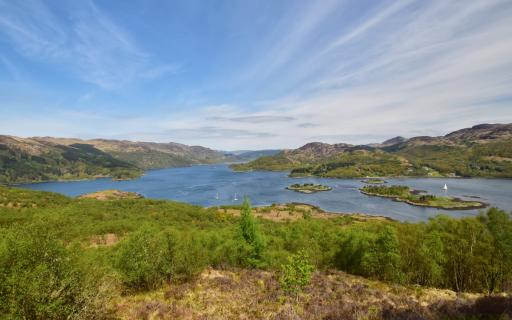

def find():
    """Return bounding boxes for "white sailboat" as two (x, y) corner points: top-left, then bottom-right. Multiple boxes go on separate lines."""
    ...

(215, 192), (219, 200)
(443, 183), (448, 191)
(234, 193), (238, 201)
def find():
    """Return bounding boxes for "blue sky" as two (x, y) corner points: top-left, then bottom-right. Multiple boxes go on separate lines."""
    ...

(1, 0), (511, 150)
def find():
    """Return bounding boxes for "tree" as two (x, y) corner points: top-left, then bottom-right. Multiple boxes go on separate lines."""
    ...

(417, 231), (445, 286)
(480, 208), (512, 293)
(362, 225), (402, 282)
(429, 215), (492, 292)
(238, 197), (265, 267)
(280, 250), (314, 300)
(335, 228), (372, 275)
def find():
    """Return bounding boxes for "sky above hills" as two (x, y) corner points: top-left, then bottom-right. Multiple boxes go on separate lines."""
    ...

(1, 0), (511, 150)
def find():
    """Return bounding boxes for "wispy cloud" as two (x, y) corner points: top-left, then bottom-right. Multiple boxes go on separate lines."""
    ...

(0, 0), (177, 89)
(297, 123), (318, 128)
(161, 127), (276, 140)
(0, 56), (22, 81)
(207, 115), (295, 123)
(141, 64), (182, 80)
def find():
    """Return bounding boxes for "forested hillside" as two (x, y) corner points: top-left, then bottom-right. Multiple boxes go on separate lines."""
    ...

(233, 124), (512, 178)
(0, 135), (232, 183)
(0, 136), (142, 183)
(0, 187), (511, 319)
(34, 137), (231, 169)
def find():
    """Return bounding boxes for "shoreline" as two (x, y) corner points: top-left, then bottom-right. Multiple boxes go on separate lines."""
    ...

(8, 163), (512, 186)
(231, 165), (512, 180)
(285, 202), (397, 222)
(7, 174), (143, 186)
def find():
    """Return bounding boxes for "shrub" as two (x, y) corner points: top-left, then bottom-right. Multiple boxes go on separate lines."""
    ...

(238, 198), (265, 267)
(279, 250), (314, 298)
(0, 223), (112, 319)
(171, 231), (208, 281)
(114, 226), (175, 290)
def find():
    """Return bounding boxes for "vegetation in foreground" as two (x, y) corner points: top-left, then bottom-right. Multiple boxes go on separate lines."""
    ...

(286, 183), (332, 194)
(360, 185), (488, 210)
(0, 186), (511, 319)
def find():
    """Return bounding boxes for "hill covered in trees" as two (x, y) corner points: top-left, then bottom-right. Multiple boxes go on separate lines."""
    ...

(232, 123), (512, 178)
(0, 135), (233, 183)
(0, 186), (511, 319)
(0, 136), (143, 183)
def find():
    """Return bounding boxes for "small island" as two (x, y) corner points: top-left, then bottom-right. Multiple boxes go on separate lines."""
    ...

(361, 178), (387, 184)
(360, 185), (487, 210)
(286, 183), (332, 194)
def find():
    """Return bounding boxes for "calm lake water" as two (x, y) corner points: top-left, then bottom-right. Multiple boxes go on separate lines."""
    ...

(20, 164), (512, 222)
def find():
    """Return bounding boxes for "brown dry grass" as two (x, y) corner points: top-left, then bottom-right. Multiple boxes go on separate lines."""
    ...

(114, 268), (510, 320)
(219, 203), (392, 223)
(78, 190), (143, 201)
(89, 233), (120, 247)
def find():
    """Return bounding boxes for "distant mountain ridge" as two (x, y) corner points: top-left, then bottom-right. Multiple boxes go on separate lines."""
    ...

(32, 137), (230, 169)
(232, 123), (512, 178)
(226, 149), (281, 161)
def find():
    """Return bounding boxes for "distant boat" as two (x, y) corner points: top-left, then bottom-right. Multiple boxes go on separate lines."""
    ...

(215, 192), (219, 200)
(234, 193), (238, 201)
(443, 184), (448, 191)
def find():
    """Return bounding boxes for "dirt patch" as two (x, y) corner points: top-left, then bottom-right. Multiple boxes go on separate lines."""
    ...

(220, 203), (392, 223)
(89, 233), (120, 247)
(79, 190), (143, 201)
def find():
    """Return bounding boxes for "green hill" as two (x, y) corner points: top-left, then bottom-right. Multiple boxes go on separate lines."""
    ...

(0, 135), (233, 183)
(232, 123), (512, 178)
(0, 136), (142, 183)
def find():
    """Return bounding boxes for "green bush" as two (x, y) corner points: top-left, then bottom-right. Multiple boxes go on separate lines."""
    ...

(0, 223), (112, 319)
(171, 231), (208, 281)
(114, 226), (175, 290)
(237, 198), (265, 267)
(279, 250), (314, 297)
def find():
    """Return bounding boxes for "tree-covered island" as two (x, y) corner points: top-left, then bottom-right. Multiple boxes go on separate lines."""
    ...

(286, 183), (332, 194)
(360, 185), (488, 210)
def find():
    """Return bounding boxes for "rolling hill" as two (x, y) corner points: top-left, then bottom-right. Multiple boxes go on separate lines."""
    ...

(232, 123), (512, 178)
(0, 135), (232, 183)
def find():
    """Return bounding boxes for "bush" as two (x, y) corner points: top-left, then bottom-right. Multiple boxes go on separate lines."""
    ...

(238, 198), (265, 267)
(0, 223), (112, 319)
(171, 231), (208, 281)
(114, 226), (175, 290)
(279, 250), (314, 298)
